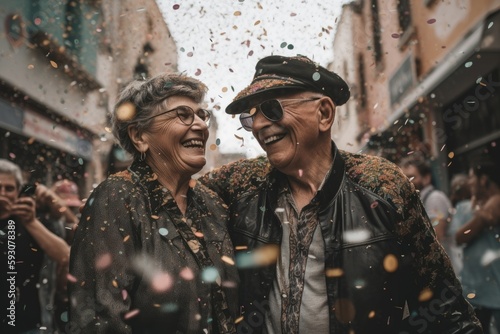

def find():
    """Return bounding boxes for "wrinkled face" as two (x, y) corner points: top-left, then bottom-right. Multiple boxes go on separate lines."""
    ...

(143, 96), (209, 175)
(250, 92), (322, 171)
(0, 173), (18, 217)
(401, 165), (426, 191)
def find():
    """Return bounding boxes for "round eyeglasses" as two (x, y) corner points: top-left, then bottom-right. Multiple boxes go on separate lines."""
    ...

(144, 105), (211, 126)
(239, 97), (321, 131)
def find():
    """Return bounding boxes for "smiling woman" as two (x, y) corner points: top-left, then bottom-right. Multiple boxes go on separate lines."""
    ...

(68, 73), (239, 334)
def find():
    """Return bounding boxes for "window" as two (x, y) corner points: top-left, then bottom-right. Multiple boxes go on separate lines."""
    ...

(358, 54), (367, 108)
(397, 0), (412, 33)
(371, 0), (383, 64)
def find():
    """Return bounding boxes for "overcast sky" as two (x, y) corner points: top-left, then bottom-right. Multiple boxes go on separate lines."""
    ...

(157, 0), (349, 157)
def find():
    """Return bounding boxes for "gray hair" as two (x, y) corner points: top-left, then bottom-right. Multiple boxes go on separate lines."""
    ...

(111, 73), (208, 159)
(0, 159), (24, 190)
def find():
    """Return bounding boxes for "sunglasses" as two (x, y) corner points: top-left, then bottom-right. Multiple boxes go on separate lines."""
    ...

(239, 97), (321, 131)
(143, 105), (211, 126)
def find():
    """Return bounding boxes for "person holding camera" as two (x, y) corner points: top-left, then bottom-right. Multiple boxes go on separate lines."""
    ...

(0, 159), (70, 333)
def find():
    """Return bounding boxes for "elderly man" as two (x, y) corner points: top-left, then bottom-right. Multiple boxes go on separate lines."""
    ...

(201, 55), (480, 333)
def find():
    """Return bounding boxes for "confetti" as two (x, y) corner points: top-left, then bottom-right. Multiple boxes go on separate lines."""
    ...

(116, 102), (136, 121)
(418, 288), (433, 302)
(124, 309), (140, 320)
(67, 273), (78, 283)
(96, 253), (112, 270)
(343, 229), (370, 243)
(383, 254), (398, 272)
(325, 268), (344, 277)
(234, 11), (242, 16)
(202, 267), (220, 283)
(151, 272), (173, 292)
(221, 255), (235, 265)
(173, 4), (180, 10)
(50, 60), (58, 68)
(427, 18), (436, 24)
(180, 267), (195, 280)
(391, 33), (400, 39)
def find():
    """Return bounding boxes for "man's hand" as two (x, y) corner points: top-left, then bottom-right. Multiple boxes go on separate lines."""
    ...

(11, 196), (37, 224)
(0, 195), (13, 218)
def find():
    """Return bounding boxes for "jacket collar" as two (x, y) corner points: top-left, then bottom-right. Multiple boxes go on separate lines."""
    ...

(128, 159), (199, 215)
(267, 141), (346, 210)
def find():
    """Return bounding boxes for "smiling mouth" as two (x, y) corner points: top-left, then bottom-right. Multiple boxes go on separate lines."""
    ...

(182, 139), (205, 149)
(263, 134), (285, 145)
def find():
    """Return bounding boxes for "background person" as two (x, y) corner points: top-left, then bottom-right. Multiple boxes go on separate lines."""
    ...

(455, 157), (500, 334)
(200, 55), (481, 333)
(447, 173), (474, 275)
(0, 159), (70, 333)
(68, 73), (239, 333)
(399, 156), (453, 251)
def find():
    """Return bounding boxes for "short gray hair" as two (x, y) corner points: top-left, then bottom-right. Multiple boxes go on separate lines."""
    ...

(0, 159), (23, 190)
(111, 73), (208, 159)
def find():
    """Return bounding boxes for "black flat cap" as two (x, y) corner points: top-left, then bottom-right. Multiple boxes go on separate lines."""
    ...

(226, 55), (350, 114)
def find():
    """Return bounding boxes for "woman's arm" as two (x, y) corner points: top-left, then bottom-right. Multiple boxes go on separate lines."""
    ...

(455, 195), (500, 245)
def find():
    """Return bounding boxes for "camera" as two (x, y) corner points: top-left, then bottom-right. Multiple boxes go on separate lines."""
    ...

(19, 184), (37, 197)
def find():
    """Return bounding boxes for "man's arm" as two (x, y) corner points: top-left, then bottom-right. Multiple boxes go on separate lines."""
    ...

(399, 189), (481, 333)
(199, 156), (271, 206)
(12, 196), (70, 266)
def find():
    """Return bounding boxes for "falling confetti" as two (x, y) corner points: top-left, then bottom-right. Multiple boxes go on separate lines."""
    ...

(50, 60), (58, 68)
(95, 253), (112, 270)
(427, 18), (436, 24)
(391, 33), (400, 39)
(67, 273), (77, 283)
(116, 102), (136, 121)
(234, 11), (242, 16)
(383, 254), (398, 272)
(325, 268), (344, 277)
(122, 289), (128, 301)
(343, 229), (370, 243)
(418, 288), (433, 302)
(234, 134), (244, 147)
(151, 272), (173, 292)
(180, 267), (195, 280)
(124, 309), (140, 320)
(221, 255), (235, 265)
(173, 4), (180, 10)
(202, 267), (220, 283)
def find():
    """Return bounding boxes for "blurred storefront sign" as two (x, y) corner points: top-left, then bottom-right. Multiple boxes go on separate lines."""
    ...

(389, 53), (417, 106)
(23, 110), (92, 160)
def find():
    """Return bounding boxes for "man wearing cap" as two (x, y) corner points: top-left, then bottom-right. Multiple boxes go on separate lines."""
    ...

(200, 55), (480, 333)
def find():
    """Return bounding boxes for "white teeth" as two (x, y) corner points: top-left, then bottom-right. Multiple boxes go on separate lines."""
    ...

(264, 135), (282, 144)
(183, 140), (204, 148)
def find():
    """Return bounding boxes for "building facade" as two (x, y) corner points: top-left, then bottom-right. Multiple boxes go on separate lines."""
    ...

(0, 0), (177, 195)
(333, 0), (500, 191)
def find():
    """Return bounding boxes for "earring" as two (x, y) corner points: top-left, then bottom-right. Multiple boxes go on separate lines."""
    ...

(140, 151), (146, 161)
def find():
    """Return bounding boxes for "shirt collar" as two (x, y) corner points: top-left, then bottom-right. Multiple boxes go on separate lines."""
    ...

(128, 159), (194, 214)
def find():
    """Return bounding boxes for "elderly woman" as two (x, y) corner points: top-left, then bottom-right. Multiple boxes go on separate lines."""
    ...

(0, 159), (70, 332)
(68, 74), (238, 333)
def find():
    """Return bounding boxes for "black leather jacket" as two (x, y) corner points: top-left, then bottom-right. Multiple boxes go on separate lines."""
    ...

(201, 144), (481, 334)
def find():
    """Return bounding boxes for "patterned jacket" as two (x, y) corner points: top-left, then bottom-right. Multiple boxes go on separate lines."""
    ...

(200, 143), (481, 334)
(69, 160), (239, 333)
